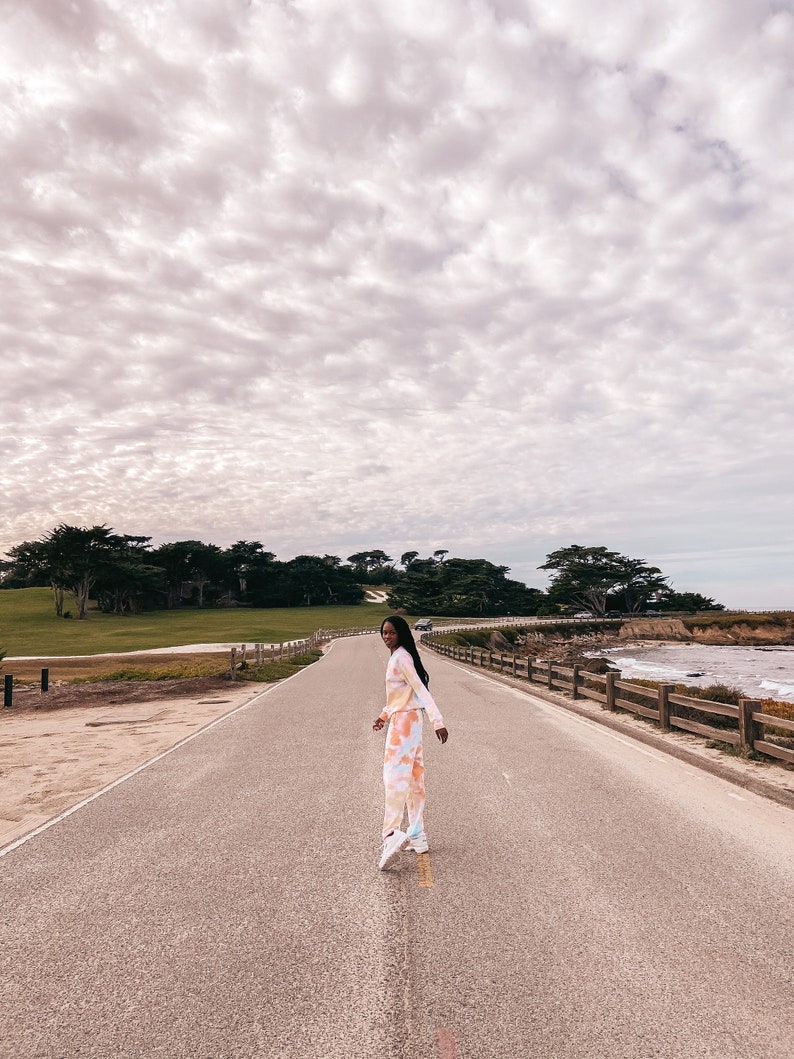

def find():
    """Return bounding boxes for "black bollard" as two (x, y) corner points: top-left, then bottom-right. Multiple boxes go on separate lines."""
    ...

(41, 668), (49, 693)
(4, 674), (12, 708)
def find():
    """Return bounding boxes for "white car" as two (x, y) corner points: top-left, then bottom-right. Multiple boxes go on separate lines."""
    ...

(414, 618), (433, 631)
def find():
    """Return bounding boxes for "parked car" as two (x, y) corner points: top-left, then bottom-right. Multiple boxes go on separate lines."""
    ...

(414, 618), (433, 631)
(605, 610), (622, 619)
(644, 609), (662, 617)
(573, 611), (592, 619)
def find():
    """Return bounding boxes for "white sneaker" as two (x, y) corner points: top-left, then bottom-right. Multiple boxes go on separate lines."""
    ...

(378, 829), (409, 870)
(407, 837), (429, 853)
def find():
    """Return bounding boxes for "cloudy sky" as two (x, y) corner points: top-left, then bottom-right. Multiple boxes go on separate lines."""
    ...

(2, 0), (793, 608)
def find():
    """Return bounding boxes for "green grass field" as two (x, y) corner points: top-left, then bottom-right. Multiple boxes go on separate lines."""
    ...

(0, 588), (396, 657)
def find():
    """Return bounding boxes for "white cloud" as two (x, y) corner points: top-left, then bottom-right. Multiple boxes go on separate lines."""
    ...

(1, 0), (792, 608)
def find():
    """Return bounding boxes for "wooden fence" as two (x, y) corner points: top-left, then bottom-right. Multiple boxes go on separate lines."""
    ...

(228, 625), (377, 678)
(424, 638), (794, 768)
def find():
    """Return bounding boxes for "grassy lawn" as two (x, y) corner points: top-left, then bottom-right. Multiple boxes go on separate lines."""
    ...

(0, 587), (396, 657)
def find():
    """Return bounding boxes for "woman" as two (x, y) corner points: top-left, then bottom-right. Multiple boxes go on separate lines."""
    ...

(372, 615), (449, 870)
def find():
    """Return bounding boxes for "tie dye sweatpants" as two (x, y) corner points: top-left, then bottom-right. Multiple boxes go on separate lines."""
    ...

(382, 709), (427, 840)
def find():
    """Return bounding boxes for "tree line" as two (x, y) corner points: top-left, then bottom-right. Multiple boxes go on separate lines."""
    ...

(0, 527), (723, 620)
(0, 527), (364, 617)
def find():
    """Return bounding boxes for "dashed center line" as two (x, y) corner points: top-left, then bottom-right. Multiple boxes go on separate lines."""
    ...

(416, 852), (434, 888)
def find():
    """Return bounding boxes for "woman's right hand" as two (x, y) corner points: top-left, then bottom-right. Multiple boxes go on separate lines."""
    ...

(372, 717), (385, 731)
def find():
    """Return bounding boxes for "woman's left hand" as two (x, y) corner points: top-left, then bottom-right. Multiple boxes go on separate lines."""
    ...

(372, 717), (385, 731)
(435, 726), (448, 744)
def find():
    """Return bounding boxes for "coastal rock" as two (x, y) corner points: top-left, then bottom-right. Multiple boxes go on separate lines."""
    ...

(618, 617), (794, 646)
(583, 657), (618, 674)
(688, 621), (794, 646)
(489, 630), (514, 652)
(619, 619), (694, 642)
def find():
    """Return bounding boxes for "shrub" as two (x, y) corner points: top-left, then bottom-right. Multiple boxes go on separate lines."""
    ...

(759, 697), (794, 741)
(234, 650), (321, 683)
(76, 659), (227, 682)
(685, 683), (745, 706)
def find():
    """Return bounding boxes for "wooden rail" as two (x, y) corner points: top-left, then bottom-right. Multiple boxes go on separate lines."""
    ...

(228, 625), (378, 677)
(423, 638), (794, 767)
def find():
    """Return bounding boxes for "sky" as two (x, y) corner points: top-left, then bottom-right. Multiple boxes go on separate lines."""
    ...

(2, 0), (793, 609)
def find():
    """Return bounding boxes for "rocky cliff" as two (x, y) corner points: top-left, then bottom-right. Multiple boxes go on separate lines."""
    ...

(619, 618), (794, 646)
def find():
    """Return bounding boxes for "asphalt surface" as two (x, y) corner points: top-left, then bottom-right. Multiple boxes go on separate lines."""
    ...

(1, 635), (793, 1059)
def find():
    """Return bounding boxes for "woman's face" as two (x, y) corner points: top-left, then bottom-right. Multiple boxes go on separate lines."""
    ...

(381, 621), (399, 652)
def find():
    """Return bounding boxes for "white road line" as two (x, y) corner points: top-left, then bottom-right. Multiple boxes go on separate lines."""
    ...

(471, 672), (494, 682)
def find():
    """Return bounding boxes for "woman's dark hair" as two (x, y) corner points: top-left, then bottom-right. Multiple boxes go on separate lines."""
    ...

(380, 614), (430, 688)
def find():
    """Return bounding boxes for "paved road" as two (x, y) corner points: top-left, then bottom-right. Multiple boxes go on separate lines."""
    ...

(1, 636), (792, 1058)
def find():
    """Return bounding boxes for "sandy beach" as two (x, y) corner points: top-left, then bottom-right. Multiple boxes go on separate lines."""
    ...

(0, 677), (266, 852)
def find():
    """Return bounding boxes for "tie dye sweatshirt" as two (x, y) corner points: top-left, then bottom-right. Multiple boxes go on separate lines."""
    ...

(378, 646), (445, 730)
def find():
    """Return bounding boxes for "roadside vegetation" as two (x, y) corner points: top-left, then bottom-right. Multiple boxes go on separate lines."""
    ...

(233, 650), (323, 684)
(617, 678), (794, 747)
(2, 639), (325, 688)
(73, 649), (324, 685)
(75, 657), (233, 683)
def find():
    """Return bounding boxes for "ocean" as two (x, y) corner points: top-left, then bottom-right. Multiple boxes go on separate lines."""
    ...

(591, 643), (794, 703)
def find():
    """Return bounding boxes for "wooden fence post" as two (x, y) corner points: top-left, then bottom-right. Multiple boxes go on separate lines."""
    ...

(571, 664), (580, 699)
(526, 656), (535, 684)
(658, 684), (674, 730)
(4, 674), (12, 708)
(547, 660), (554, 689)
(605, 670), (616, 711)
(230, 648), (237, 681)
(41, 668), (49, 693)
(739, 698), (762, 750)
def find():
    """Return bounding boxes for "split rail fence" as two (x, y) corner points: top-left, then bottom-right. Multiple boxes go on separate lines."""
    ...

(228, 625), (377, 678)
(424, 638), (794, 768)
